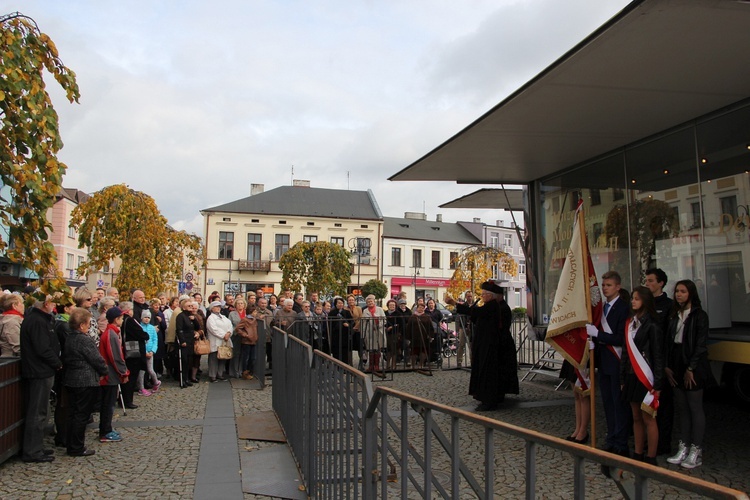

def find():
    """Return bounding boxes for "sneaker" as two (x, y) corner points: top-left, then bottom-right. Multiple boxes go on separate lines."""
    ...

(151, 381), (161, 392)
(667, 440), (688, 464)
(681, 444), (702, 469)
(100, 431), (122, 443)
(138, 389), (152, 397)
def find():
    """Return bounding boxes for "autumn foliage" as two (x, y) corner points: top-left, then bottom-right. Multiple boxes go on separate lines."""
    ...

(279, 241), (351, 297)
(70, 184), (203, 299)
(447, 245), (517, 298)
(0, 12), (80, 295)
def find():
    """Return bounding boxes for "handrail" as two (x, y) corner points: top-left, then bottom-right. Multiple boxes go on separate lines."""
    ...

(366, 385), (749, 500)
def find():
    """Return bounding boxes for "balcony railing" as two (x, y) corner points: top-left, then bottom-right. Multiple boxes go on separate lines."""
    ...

(238, 259), (271, 271)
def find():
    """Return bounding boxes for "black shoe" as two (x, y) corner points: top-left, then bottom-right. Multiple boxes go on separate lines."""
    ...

(185, 381), (194, 386)
(189, 379), (199, 383)
(573, 434), (589, 445)
(209, 378), (218, 383)
(474, 403), (498, 412)
(42, 449), (54, 455)
(68, 449), (95, 457)
(54, 439), (66, 448)
(124, 403), (139, 409)
(22, 455), (54, 463)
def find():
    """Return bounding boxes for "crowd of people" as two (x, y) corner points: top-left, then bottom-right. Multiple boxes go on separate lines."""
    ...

(5, 270), (710, 471)
(561, 268), (711, 470)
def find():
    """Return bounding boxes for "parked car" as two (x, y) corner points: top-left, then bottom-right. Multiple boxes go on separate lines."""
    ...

(435, 302), (454, 324)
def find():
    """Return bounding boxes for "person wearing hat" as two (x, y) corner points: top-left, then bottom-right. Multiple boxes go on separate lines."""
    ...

(136, 309), (160, 394)
(392, 298), (411, 366)
(98, 306), (129, 442)
(445, 281), (519, 411)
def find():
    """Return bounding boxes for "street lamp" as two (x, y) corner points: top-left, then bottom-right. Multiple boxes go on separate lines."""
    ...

(412, 265), (420, 301)
(348, 237), (371, 292)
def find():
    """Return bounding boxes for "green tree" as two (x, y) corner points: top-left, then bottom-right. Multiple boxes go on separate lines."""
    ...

(0, 12), (80, 296)
(70, 184), (204, 298)
(361, 278), (388, 301)
(448, 245), (517, 299)
(279, 241), (351, 297)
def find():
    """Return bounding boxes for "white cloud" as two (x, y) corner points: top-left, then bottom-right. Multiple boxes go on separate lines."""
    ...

(22, 0), (630, 229)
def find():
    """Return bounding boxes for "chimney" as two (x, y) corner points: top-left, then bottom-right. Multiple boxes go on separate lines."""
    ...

(497, 220), (504, 227)
(473, 217), (481, 223)
(293, 179), (311, 187)
(250, 184), (264, 195)
(436, 214), (442, 222)
(511, 222), (516, 228)
(404, 212), (427, 220)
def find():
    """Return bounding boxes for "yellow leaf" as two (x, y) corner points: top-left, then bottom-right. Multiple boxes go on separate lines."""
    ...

(66, 479), (72, 484)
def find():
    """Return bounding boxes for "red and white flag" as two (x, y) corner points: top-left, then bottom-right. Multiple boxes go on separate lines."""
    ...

(546, 200), (602, 370)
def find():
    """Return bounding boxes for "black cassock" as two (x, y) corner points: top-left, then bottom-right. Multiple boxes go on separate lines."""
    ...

(455, 299), (519, 404)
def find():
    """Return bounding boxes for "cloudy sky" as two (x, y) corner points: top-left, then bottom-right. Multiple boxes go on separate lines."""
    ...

(18, 0), (630, 235)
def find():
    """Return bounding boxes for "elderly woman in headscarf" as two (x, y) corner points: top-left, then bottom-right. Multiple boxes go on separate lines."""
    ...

(445, 281), (519, 411)
(360, 295), (386, 373)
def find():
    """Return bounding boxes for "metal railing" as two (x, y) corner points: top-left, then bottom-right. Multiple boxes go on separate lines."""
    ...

(271, 327), (749, 500)
(0, 358), (23, 465)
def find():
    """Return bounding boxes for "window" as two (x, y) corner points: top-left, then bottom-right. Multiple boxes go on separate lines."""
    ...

(412, 249), (422, 269)
(449, 251), (458, 269)
(303, 235), (317, 243)
(77, 255), (84, 269)
(519, 260), (526, 275)
(720, 195), (738, 218)
(330, 237), (344, 246)
(613, 188), (624, 201)
(67, 225), (75, 238)
(66, 253), (74, 270)
(431, 250), (440, 268)
(275, 234), (290, 260)
(590, 188), (601, 206)
(504, 234), (512, 247)
(691, 201), (703, 228)
(570, 191), (581, 211)
(356, 237), (371, 255)
(593, 223), (603, 245)
(391, 247), (401, 266)
(247, 233), (262, 261)
(490, 233), (499, 248)
(218, 231), (234, 259)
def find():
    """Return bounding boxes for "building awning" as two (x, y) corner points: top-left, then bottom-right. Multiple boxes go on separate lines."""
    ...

(439, 188), (524, 211)
(389, 0), (750, 184)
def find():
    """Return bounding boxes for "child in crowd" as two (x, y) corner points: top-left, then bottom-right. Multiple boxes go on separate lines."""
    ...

(99, 307), (129, 443)
(138, 310), (161, 395)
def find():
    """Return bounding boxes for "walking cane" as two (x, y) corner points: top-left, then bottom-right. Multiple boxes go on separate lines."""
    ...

(177, 342), (183, 388)
(118, 384), (127, 416)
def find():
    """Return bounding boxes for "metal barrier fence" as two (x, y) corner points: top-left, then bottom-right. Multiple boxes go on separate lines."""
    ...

(271, 327), (749, 500)
(0, 358), (23, 465)
(276, 313), (548, 376)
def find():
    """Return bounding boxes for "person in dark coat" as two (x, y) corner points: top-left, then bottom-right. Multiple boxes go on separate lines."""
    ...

(620, 286), (663, 465)
(119, 301), (149, 409)
(64, 307), (108, 457)
(176, 300), (201, 387)
(328, 297), (353, 364)
(391, 299), (411, 364)
(446, 281), (519, 411)
(405, 302), (434, 369)
(586, 271), (631, 456)
(20, 295), (62, 463)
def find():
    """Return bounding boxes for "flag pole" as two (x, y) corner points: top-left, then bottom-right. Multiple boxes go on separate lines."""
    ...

(589, 342), (596, 448)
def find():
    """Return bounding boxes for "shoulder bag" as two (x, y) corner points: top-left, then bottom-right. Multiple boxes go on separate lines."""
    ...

(217, 340), (233, 360)
(194, 334), (210, 355)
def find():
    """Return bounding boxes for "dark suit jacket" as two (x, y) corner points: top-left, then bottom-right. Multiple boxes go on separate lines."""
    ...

(596, 296), (628, 375)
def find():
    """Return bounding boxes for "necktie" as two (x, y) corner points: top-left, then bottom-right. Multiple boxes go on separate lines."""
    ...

(604, 302), (611, 316)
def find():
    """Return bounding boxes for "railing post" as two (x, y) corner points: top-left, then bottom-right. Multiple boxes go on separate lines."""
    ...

(363, 392), (376, 499)
(573, 453), (585, 499)
(525, 440), (536, 499)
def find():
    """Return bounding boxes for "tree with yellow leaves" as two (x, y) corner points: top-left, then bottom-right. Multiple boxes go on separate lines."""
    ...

(70, 184), (204, 299)
(0, 12), (80, 296)
(279, 241), (351, 297)
(447, 245), (518, 299)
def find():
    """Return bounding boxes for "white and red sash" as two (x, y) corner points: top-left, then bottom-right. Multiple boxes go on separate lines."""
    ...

(625, 318), (659, 417)
(600, 310), (622, 359)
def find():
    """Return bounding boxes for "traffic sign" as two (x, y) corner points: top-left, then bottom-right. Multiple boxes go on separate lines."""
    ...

(185, 272), (194, 282)
(186, 282), (194, 290)
(178, 282), (186, 294)
(97, 279), (104, 288)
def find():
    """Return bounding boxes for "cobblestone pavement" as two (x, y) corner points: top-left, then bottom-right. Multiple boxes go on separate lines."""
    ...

(1, 364), (748, 499)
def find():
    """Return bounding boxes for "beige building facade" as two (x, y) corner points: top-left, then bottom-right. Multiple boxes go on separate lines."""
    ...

(200, 182), (383, 298)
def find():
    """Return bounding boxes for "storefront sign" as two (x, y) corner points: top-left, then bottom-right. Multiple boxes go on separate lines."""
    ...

(390, 277), (451, 287)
